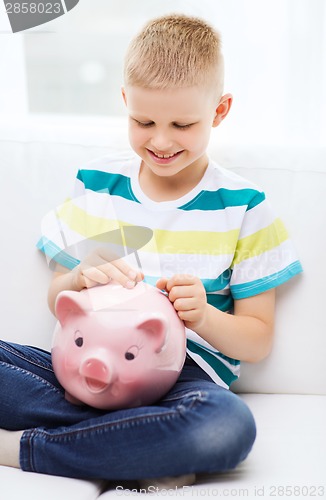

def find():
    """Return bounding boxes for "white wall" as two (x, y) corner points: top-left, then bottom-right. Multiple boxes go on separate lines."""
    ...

(0, 2), (28, 115)
(1, 0), (325, 147)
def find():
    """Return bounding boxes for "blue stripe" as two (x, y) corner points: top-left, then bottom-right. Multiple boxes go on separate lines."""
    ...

(143, 275), (159, 287)
(77, 169), (140, 203)
(36, 237), (80, 270)
(178, 188), (265, 211)
(231, 261), (303, 299)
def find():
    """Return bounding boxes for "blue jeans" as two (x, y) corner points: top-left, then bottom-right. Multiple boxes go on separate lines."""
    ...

(0, 340), (256, 481)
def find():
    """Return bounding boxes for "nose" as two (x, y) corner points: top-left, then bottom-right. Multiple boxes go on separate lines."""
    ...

(80, 358), (111, 384)
(151, 129), (173, 152)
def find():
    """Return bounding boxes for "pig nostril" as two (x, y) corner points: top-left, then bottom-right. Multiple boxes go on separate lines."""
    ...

(86, 361), (106, 372)
(87, 362), (107, 373)
(82, 359), (109, 382)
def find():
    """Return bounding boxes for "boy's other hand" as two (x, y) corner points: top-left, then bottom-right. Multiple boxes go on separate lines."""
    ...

(73, 247), (143, 290)
(156, 274), (207, 331)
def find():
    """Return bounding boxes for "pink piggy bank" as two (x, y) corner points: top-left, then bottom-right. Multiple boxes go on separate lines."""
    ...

(52, 281), (186, 409)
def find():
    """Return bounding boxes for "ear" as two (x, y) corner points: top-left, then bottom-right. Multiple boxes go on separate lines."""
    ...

(136, 314), (168, 353)
(55, 291), (88, 326)
(212, 93), (233, 128)
(121, 87), (127, 106)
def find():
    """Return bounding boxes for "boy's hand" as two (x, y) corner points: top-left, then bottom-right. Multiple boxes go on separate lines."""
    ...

(156, 274), (207, 331)
(72, 247), (143, 290)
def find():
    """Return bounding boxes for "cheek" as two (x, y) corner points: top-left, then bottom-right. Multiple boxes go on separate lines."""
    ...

(128, 126), (148, 149)
(181, 129), (208, 152)
(193, 125), (212, 151)
(64, 348), (83, 373)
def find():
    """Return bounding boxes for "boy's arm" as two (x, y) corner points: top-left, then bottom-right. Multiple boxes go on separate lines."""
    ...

(198, 289), (275, 363)
(156, 275), (275, 363)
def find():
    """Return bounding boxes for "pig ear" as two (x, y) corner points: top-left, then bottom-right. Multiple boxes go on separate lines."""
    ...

(136, 314), (168, 353)
(55, 291), (88, 326)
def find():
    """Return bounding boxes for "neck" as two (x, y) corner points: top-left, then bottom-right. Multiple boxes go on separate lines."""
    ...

(139, 155), (209, 202)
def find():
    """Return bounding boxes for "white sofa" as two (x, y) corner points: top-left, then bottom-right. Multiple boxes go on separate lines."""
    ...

(0, 115), (325, 499)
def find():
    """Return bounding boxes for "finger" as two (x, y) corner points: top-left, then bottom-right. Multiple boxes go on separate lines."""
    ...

(166, 274), (198, 290)
(177, 308), (199, 323)
(156, 277), (168, 291)
(84, 249), (144, 283)
(172, 274), (197, 284)
(102, 258), (143, 283)
(82, 275), (99, 289)
(99, 262), (141, 289)
(81, 266), (111, 285)
(173, 297), (197, 312)
(168, 285), (197, 302)
(118, 264), (144, 283)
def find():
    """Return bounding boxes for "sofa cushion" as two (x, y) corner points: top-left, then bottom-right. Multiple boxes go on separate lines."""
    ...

(0, 116), (325, 395)
(0, 466), (104, 500)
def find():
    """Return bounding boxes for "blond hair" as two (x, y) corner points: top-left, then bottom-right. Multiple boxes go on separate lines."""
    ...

(124, 14), (224, 97)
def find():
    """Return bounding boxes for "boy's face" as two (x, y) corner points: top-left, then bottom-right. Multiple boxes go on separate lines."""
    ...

(122, 85), (231, 182)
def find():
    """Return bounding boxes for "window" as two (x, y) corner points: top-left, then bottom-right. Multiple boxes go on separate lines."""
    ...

(2, 0), (326, 145)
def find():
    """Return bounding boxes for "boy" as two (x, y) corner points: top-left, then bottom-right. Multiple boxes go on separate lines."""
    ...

(0, 14), (302, 487)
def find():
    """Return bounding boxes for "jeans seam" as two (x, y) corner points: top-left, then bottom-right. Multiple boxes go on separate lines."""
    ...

(0, 341), (54, 373)
(0, 362), (63, 395)
(24, 431), (34, 473)
(32, 411), (179, 442)
(26, 391), (208, 445)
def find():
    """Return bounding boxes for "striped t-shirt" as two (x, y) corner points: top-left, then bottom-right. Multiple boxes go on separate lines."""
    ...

(37, 151), (302, 388)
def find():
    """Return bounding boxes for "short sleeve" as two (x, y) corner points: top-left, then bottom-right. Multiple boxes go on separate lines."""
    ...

(36, 169), (123, 270)
(229, 193), (302, 299)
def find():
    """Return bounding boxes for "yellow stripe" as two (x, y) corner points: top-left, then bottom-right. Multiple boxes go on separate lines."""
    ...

(57, 202), (240, 255)
(232, 218), (288, 265)
(57, 200), (120, 240)
(150, 228), (239, 255)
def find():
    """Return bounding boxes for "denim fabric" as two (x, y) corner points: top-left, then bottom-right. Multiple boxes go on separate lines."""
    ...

(0, 340), (256, 481)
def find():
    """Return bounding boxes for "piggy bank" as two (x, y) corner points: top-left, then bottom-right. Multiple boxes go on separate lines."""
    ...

(52, 281), (186, 409)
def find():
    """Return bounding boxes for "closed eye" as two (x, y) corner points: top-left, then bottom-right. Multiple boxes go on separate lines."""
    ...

(173, 123), (193, 130)
(133, 119), (193, 130)
(134, 119), (154, 128)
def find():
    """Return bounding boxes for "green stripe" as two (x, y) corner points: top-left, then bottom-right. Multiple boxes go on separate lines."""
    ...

(77, 170), (265, 212)
(207, 293), (233, 312)
(195, 342), (240, 367)
(77, 170), (140, 203)
(202, 270), (232, 292)
(187, 339), (239, 387)
(179, 188), (265, 211)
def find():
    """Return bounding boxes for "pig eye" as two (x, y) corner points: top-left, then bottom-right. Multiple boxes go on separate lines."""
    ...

(125, 345), (139, 361)
(74, 330), (83, 348)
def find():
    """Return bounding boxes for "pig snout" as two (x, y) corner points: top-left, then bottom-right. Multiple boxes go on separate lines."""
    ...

(80, 356), (114, 393)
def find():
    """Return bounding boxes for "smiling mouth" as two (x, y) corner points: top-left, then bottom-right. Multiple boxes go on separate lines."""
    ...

(148, 149), (183, 160)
